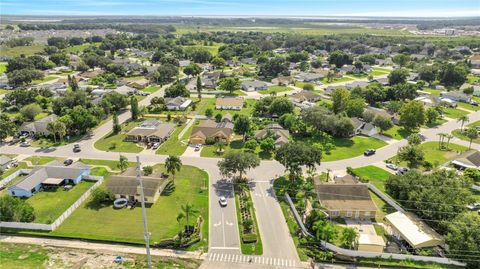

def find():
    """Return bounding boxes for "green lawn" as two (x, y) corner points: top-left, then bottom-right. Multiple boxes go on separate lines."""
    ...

(258, 86), (294, 95)
(77, 158), (135, 171)
(391, 142), (468, 168)
(310, 136), (387, 161)
(0, 44), (45, 57)
(320, 76), (353, 84)
(294, 81), (315, 89)
(26, 180), (95, 224)
(51, 165), (209, 249)
(442, 107), (470, 119)
(24, 156), (62, 166)
(369, 191), (396, 223)
(195, 98), (257, 117)
(63, 42), (99, 53)
(94, 120), (144, 153)
(419, 141), (468, 166)
(0, 243), (49, 269)
(182, 44), (221, 56)
(143, 85), (161, 93)
(200, 139), (273, 160)
(156, 123), (191, 156)
(232, 90), (247, 96)
(452, 129), (480, 144)
(32, 75), (58, 84)
(457, 102), (479, 111)
(235, 187), (263, 255)
(0, 62), (7, 74)
(124, 75), (146, 81)
(368, 70), (389, 76)
(422, 88), (441, 96)
(0, 162), (28, 180)
(382, 125), (414, 140)
(351, 165), (392, 193)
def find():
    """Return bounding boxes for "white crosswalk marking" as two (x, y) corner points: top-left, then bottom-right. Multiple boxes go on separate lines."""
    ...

(208, 252), (297, 268)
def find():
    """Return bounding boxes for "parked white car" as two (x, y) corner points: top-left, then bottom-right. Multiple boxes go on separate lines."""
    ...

(152, 142), (160, 149)
(386, 163), (398, 170)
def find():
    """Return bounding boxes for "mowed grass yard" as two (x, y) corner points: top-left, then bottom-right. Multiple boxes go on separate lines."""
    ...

(452, 120), (480, 144)
(94, 120), (144, 153)
(24, 156), (62, 165)
(52, 165), (209, 248)
(0, 44), (45, 57)
(442, 107), (470, 119)
(389, 142), (469, 168)
(194, 98), (257, 117)
(352, 165), (392, 193)
(25, 180), (95, 224)
(258, 86), (294, 95)
(302, 136), (387, 161)
(156, 123), (192, 156)
(0, 62), (7, 74)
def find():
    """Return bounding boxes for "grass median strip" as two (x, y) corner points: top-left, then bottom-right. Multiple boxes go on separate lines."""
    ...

(235, 183), (263, 255)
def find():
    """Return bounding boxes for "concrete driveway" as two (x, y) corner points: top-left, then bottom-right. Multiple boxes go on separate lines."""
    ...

(183, 144), (201, 157)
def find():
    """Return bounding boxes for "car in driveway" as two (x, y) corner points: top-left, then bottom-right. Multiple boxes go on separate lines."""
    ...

(219, 196), (227, 207)
(63, 159), (73, 166)
(20, 141), (30, 147)
(386, 163), (398, 170)
(466, 203), (480, 210)
(364, 149), (376, 156)
(152, 142), (160, 149)
(396, 167), (409, 175)
(194, 145), (201, 151)
(73, 143), (81, 152)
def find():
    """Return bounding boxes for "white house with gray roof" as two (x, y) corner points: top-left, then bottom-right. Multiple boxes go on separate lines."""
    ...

(240, 80), (268, 92)
(8, 165), (91, 198)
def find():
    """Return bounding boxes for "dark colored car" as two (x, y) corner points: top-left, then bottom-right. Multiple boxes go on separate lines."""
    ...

(396, 167), (409, 175)
(64, 159), (73, 166)
(364, 149), (376, 156)
(73, 144), (81, 152)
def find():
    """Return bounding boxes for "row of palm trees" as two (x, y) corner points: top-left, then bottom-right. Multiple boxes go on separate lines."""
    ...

(437, 115), (478, 150)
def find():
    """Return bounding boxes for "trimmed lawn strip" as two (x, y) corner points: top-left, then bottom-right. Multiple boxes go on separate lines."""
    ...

(143, 86), (161, 93)
(94, 120), (144, 153)
(48, 165), (209, 249)
(320, 76), (353, 84)
(200, 139), (273, 160)
(368, 70), (389, 76)
(235, 184), (263, 255)
(156, 123), (191, 156)
(78, 158), (135, 171)
(442, 107), (469, 119)
(452, 129), (480, 144)
(195, 98), (257, 117)
(32, 75), (58, 84)
(30, 134), (83, 148)
(314, 136), (387, 162)
(24, 156), (62, 166)
(357, 257), (463, 269)
(26, 180), (95, 224)
(0, 162), (28, 180)
(258, 86), (293, 95)
(0, 62), (7, 74)
(351, 165), (392, 193)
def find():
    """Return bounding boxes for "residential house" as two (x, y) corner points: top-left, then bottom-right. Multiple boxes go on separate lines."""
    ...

(314, 183), (377, 220)
(113, 85), (137, 95)
(470, 54), (480, 68)
(165, 97), (192, 111)
(254, 123), (290, 149)
(439, 91), (471, 103)
(215, 96), (244, 110)
(346, 81), (369, 90)
(451, 150), (480, 170)
(190, 116), (234, 145)
(8, 165), (91, 198)
(127, 78), (150, 89)
(340, 65), (355, 74)
(290, 90), (321, 103)
(272, 76), (293, 86)
(226, 60), (239, 68)
(0, 156), (14, 170)
(460, 83), (480, 96)
(385, 211), (443, 249)
(19, 114), (58, 137)
(78, 69), (104, 80)
(241, 58), (257, 65)
(351, 117), (378, 137)
(295, 72), (323, 84)
(125, 120), (176, 143)
(371, 77), (389, 86)
(375, 58), (393, 66)
(106, 167), (170, 204)
(365, 106), (399, 124)
(240, 80), (268, 92)
(324, 85), (346, 96)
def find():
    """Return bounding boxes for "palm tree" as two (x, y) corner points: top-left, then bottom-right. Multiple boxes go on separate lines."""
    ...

(465, 127), (478, 149)
(458, 115), (469, 132)
(176, 203), (199, 234)
(47, 120), (66, 143)
(445, 134), (454, 150)
(437, 133), (445, 149)
(165, 155), (182, 183)
(215, 141), (225, 153)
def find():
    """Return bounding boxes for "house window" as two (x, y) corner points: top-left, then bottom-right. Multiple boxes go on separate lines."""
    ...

(331, 210), (339, 217)
(346, 211), (353, 217)
(364, 211), (371, 217)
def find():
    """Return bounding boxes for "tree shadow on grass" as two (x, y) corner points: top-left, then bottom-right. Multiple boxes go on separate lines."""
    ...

(161, 181), (176, 196)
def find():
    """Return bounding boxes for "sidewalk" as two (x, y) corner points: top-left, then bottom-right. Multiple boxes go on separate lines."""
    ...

(0, 235), (205, 260)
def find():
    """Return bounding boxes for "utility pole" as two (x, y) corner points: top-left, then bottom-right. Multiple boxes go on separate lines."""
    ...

(136, 155), (152, 269)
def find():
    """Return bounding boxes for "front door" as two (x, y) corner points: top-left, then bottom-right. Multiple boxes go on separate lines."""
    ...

(355, 211), (360, 219)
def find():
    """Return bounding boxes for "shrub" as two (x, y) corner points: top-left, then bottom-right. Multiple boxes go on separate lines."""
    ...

(205, 137), (215, 145)
(91, 186), (114, 204)
(242, 233), (258, 243)
(0, 195), (35, 222)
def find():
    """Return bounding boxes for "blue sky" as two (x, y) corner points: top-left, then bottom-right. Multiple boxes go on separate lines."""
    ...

(1, 0), (479, 17)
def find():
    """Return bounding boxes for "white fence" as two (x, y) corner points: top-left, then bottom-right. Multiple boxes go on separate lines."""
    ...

(0, 176), (103, 231)
(0, 169), (31, 189)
